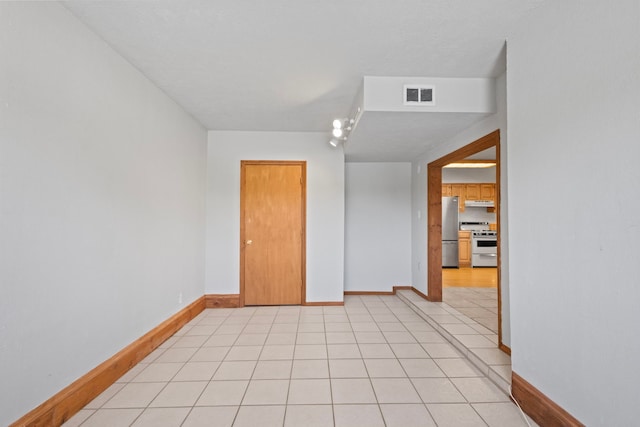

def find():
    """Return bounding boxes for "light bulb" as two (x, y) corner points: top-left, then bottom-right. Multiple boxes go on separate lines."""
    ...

(332, 119), (343, 129)
(332, 128), (343, 138)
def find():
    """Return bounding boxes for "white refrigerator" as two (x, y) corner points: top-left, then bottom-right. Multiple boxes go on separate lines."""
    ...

(442, 196), (459, 268)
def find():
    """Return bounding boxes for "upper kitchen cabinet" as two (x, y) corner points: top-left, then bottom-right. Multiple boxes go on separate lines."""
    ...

(441, 183), (496, 213)
(480, 184), (495, 201)
(465, 184), (481, 200)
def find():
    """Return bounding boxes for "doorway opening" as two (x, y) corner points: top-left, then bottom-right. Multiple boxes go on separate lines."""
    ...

(427, 130), (507, 352)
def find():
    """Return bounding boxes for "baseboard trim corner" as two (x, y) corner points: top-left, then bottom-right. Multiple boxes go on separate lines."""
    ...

(10, 296), (206, 427)
(511, 372), (584, 427)
(204, 294), (240, 308)
(499, 342), (512, 355)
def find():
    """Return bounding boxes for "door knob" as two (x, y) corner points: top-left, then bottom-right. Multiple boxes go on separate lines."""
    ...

(246, 240), (253, 245)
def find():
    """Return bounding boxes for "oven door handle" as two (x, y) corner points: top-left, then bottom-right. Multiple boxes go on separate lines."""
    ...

(478, 253), (497, 257)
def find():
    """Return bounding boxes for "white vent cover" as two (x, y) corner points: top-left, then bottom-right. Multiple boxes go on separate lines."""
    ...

(404, 85), (435, 106)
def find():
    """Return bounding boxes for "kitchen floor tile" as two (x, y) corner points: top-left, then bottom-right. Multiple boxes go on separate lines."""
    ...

(325, 332), (356, 344)
(399, 358), (446, 378)
(294, 344), (327, 359)
(131, 363), (182, 383)
(212, 361), (256, 380)
(351, 322), (381, 332)
(154, 348), (198, 363)
(242, 379), (289, 405)
(421, 342), (463, 358)
(172, 361), (220, 381)
(383, 331), (418, 343)
(265, 333), (297, 345)
(411, 378), (466, 403)
(327, 344), (361, 359)
(130, 407), (190, 426)
(181, 406), (237, 427)
(371, 378), (421, 403)
(196, 380), (248, 406)
(288, 379), (332, 404)
(233, 405), (286, 427)
(259, 344), (295, 360)
(354, 331), (386, 343)
(363, 358), (406, 377)
(451, 377), (510, 402)
(189, 346), (229, 362)
(171, 335), (208, 348)
(427, 403), (488, 427)
(329, 359), (368, 378)
(252, 360), (292, 379)
(234, 333), (267, 346)
(390, 343), (430, 358)
(102, 382), (166, 408)
(149, 381), (207, 407)
(80, 408), (143, 427)
(224, 345), (262, 361)
(435, 358), (483, 377)
(296, 332), (326, 344)
(358, 343), (395, 359)
(284, 404), (334, 427)
(291, 359), (329, 378)
(331, 378), (377, 404)
(333, 404), (385, 427)
(379, 404), (437, 427)
(203, 334), (237, 347)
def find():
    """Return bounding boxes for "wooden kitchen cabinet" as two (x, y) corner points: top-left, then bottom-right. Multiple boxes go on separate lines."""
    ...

(458, 231), (471, 267)
(442, 183), (496, 213)
(480, 184), (495, 200)
(465, 184), (481, 200)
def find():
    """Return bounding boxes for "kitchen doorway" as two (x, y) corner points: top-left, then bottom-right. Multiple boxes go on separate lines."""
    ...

(426, 130), (508, 353)
(240, 161), (306, 306)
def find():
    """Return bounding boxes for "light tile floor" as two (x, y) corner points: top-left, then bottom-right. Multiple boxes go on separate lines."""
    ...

(64, 295), (534, 427)
(443, 287), (498, 333)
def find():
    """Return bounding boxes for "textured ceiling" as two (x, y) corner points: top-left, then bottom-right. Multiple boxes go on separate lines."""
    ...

(63, 0), (544, 158)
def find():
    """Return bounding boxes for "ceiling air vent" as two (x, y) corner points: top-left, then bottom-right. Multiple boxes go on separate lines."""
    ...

(404, 85), (435, 106)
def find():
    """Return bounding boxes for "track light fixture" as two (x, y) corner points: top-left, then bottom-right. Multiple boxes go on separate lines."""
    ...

(328, 117), (355, 148)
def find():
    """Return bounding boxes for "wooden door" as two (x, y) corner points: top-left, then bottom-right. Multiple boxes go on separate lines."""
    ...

(240, 161), (306, 306)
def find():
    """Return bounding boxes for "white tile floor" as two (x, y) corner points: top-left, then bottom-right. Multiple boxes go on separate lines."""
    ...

(64, 295), (534, 427)
(442, 288), (499, 333)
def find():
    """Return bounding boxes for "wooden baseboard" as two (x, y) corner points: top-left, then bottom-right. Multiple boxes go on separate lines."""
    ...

(10, 297), (206, 427)
(205, 294), (240, 308)
(344, 286), (414, 297)
(410, 287), (430, 301)
(303, 301), (344, 306)
(344, 291), (395, 296)
(511, 372), (584, 427)
(499, 342), (511, 356)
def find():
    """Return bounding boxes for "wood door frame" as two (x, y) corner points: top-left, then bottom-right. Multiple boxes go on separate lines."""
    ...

(239, 160), (307, 307)
(427, 130), (505, 350)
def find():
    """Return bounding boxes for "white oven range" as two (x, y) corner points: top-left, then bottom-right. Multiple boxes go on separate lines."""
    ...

(471, 230), (497, 267)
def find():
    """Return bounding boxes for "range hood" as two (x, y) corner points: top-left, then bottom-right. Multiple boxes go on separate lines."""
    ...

(465, 200), (495, 208)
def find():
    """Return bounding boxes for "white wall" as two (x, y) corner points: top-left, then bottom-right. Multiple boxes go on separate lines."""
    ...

(206, 131), (344, 303)
(364, 76), (496, 113)
(442, 167), (496, 183)
(507, 1), (639, 425)
(411, 71), (510, 345)
(344, 163), (412, 291)
(0, 4), (207, 425)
